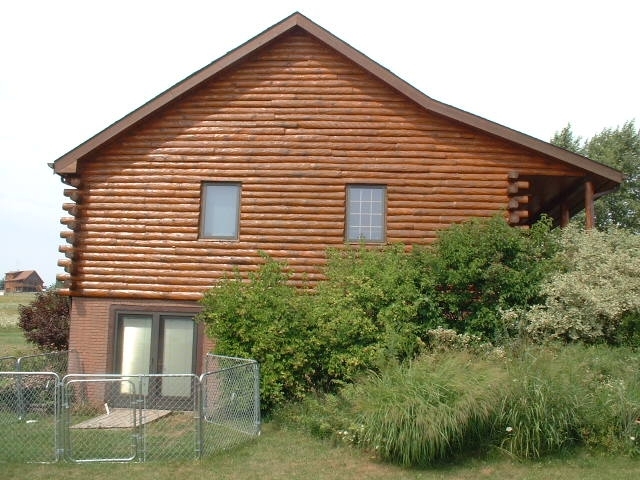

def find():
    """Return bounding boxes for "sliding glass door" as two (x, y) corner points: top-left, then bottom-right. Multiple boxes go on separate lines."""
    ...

(115, 313), (196, 406)
(159, 316), (195, 396)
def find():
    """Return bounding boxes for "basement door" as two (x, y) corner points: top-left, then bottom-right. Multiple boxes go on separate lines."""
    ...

(114, 313), (196, 408)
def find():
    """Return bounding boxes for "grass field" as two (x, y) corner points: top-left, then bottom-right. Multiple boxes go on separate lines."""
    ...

(0, 293), (35, 357)
(0, 293), (34, 327)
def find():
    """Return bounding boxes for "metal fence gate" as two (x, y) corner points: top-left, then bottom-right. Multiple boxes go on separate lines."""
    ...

(0, 353), (260, 463)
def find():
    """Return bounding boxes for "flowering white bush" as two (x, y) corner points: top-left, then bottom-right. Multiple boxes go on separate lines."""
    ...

(426, 326), (485, 352)
(524, 226), (640, 343)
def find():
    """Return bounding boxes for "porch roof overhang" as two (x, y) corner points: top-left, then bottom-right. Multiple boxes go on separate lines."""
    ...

(521, 174), (619, 226)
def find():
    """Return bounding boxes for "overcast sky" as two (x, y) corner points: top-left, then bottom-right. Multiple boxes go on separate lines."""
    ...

(1, 0), (638, 286)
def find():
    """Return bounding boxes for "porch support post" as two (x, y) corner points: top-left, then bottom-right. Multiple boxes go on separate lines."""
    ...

(560, 201), (570, 228)
(584, 180), (595, 229)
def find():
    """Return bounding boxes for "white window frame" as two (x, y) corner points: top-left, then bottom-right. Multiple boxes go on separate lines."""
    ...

(346, 184), (386, 243)
(200, 182), (241, 240)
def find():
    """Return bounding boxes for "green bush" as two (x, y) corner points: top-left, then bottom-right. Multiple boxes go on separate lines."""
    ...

(199, 217), (562, 413)
(310, 244), (439, 381)
(616, 312), (640, 348)
(429, 215), (558, 341)
(199, 255), (318, 412)
(524, 226), (640, 344)
(199, 247), (437, 412)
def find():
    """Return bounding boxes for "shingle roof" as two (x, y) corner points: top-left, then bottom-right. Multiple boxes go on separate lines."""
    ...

(5, 270), (41, 281)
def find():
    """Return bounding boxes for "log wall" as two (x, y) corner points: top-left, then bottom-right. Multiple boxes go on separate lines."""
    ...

(59, 29), (581, 299)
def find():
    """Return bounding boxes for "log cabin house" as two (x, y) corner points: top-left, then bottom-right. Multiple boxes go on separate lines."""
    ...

(51, 13), (622, 386)
(3, 270), (44, 293)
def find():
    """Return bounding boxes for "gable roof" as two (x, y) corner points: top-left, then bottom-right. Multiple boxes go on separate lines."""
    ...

(5, 270), (42, 282)
(52, 12), (623, 190)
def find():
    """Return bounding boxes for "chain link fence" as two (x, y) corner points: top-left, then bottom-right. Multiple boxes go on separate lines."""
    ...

(0, 371), (61, 463)
(0, 356), (18, 371)
(17, 351), (71, 377)
(0, 352), (260, 463)
(201, 354), (261, 456)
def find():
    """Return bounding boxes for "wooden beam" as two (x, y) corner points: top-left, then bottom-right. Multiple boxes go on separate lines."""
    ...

(63, 189), (82, 202)
(561, 202), (570, 227)
(508, 210), (530, 225)
(585, 180), (595, 229)
(507, 180), (530, 195)
(62, 203), (79, 216)
(60, 217), (79, 231)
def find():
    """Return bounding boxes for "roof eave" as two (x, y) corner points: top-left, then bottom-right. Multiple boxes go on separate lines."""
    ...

(52, 12), (624, 188)
(296, 14), (624, 185)
(53, 12), (308, 175)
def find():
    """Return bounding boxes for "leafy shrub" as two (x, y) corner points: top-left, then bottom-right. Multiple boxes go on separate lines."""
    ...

(17, 288), (70, 351)
(524, 226), (640, 344)
(310, 244), (439, 380)
(616, 312), (640, 348)
(424, 326), (486, 353)
(199, 255), (317, 412)
(199, 247), (437, 412)
(429, 215), (559, 341)
(199, 217), (561, 413)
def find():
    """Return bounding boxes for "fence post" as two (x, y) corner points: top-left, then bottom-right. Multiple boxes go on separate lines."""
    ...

(15, 358), (25, 420)
(56, 376), (64, 461)
(253, 362), (261, 435)
(136, 376), (144, 462)
(196, 375), (203, 459)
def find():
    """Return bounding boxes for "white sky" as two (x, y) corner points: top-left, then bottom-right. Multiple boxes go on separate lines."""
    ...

(1, 0), (638, 286)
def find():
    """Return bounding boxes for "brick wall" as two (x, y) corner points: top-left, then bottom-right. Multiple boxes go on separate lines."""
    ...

(68, 296), (214, 376)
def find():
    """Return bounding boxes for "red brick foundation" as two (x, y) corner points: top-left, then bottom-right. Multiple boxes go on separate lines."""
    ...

(68, 296), (215, 377)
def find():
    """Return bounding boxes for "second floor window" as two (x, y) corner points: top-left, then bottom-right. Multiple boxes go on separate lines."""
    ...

(346, 184), (386, 242)
(200, 182), (241, 240)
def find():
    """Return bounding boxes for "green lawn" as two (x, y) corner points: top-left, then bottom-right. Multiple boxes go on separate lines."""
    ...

(1, 423), (639, 479)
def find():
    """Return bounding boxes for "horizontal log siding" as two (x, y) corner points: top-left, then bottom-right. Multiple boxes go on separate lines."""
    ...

(63, 30), (579, 299)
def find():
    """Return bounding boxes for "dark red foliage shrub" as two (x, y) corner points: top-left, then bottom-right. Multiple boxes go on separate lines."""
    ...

(17, 289), (70, 351)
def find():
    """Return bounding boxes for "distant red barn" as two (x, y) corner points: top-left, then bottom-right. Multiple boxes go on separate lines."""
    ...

(3, 270), (44, 293)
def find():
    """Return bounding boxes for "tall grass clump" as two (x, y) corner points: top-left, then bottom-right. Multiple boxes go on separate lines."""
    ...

(340, 352), (508, 466)
(496, 347), (583, 458)
(480, 345), (640, 459)
(277, 344), (640, 465)
(563, 345), (640, 454)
